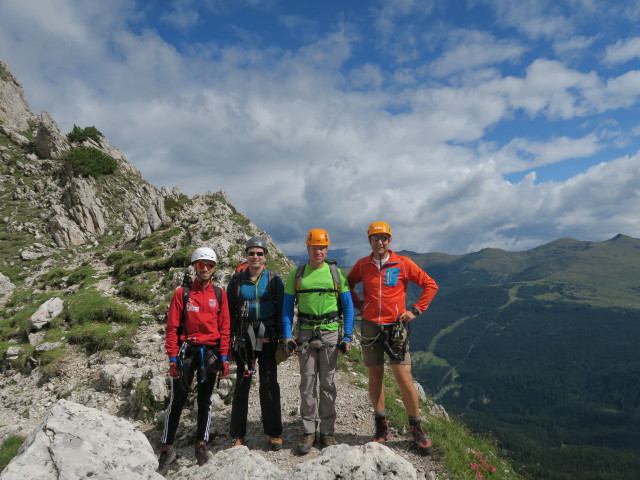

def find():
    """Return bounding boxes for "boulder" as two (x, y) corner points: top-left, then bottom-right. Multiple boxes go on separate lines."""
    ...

(0, 399), (164, 480)
(35, 111), (70, 159)
(95, 363), (139, 392)
(170, 446), (286, 479)
(0, 271), (15, 298)
(28, 297), (64, 331)
(0, 125), (29, 147)
(292, 442), (417, 480)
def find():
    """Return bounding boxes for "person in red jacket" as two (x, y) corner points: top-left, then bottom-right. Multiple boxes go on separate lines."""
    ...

(157, 247), (231, 474)
(347, 222), (438, 455)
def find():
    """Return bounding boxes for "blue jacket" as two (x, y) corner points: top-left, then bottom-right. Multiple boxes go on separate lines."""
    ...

(226, 269), (284, 340)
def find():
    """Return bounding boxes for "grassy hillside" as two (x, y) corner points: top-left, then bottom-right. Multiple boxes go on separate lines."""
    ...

(403, 235), (640, 480)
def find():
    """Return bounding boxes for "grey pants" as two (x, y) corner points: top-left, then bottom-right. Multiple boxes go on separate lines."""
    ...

(296, 329), (339, 435)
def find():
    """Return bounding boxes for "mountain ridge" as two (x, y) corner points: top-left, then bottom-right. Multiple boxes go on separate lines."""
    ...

(399, 233), (640, 310)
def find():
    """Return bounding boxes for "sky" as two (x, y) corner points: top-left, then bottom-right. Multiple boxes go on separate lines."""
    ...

(1, 0), (640, 262)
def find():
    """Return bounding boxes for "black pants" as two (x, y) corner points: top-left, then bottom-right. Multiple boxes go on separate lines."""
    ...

(161, 347), (218, 445)
(230, 340), (283, 439)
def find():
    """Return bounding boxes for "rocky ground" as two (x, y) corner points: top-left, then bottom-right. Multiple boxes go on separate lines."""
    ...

(145, 345), (447, 479)
(1, 327), (447, 479)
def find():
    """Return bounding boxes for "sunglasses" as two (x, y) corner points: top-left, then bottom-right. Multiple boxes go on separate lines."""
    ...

(195, 261), (215, 270)
(370, 235), (391, 243)
(247, 251), (265, 257)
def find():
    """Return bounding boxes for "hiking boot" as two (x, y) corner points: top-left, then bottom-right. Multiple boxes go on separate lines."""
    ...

(372, 416), (390, 443)
(296, 433), (316, 455)
(268, 436), (283, 451)
(229, 438), (246, 448)
(320, 433), (338, 448)
(195, 441), (209, 466)
(156, 444), (175, 475)
(409, 422), (433, 455)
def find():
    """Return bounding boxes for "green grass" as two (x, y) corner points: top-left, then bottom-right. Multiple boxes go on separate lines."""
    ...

(0, 435), (25, 471)
(67, 321), (138, 354)
(427, 415), (523, 480)
(37, 345), (67, 378)
(64, 290), (136, 325)
(106, 250), (145, 274)
(164, 195), (192, 218)
(62, 289), (142, 354)
(119, 276), (156, 303)
(0, 291), (58, 341)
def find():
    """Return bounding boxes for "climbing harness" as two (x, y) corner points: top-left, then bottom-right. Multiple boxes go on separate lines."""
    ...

(361, 317), (410, 361)
(230, 270), (279, 377)
(177, 343), (220, 392)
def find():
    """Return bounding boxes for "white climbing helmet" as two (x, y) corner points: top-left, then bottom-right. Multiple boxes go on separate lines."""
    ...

(191, 247), (217, 264)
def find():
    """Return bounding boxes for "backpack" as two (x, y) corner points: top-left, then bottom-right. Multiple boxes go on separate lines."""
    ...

(234, 261), (249, 273)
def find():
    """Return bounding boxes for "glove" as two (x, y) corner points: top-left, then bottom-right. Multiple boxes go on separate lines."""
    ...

(169, 361), (180, 379)
(338, 340), (351, 354)
(218, 355), (229, 377)
(285, 338), (297, 354)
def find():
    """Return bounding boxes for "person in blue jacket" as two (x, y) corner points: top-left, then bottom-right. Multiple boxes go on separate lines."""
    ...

(227, 237), (285, 451)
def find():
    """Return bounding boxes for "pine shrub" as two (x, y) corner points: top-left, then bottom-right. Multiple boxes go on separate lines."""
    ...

(62, 146), (117, 177)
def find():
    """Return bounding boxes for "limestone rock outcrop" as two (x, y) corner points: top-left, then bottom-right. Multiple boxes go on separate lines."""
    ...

(1, 400), (418, 480)
(0, 60), (37, 131)
(0, 399), (164, 480)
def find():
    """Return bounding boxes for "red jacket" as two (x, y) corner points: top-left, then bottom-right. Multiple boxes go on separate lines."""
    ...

(347, 249), (438, 325)
(165, 278), (231, 358)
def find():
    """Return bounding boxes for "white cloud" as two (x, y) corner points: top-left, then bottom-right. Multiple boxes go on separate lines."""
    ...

(429, 29), (525, 77)
(488, 0), (575, 41)
(485, 134), (602, 173)
(553, 35), (596, 56)
(603, 37), (640, 65)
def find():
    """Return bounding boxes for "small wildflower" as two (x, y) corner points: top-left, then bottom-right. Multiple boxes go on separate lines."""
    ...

(467, 449), (497, 480)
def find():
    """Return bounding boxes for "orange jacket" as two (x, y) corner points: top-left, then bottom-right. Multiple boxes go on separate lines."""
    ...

(347, 249), (438, 325)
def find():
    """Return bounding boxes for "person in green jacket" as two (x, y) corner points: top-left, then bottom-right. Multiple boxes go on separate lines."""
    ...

(281, 228), (354, 455)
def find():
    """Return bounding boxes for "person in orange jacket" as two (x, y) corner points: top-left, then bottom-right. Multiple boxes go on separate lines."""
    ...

(347, 221), (438, 455)
(157, 247), (231, 474)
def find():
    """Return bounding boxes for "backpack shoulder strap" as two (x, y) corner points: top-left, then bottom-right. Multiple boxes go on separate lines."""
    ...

(231, 271), (243, 306)
(326, 260), (342, 312)
(266, 269), (278, 304)
(178, 272), (192, 340)
(325, 259), (340, 289)
(181, 272), (192, 318)
(213, 285), (223, 315)
(294, 264), (306, 302)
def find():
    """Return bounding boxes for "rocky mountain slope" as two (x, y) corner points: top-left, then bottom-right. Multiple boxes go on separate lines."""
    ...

(0, 59), (472, 479)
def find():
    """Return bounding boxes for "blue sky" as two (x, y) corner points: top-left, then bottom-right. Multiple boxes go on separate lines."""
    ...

(1, 0), (640, 262)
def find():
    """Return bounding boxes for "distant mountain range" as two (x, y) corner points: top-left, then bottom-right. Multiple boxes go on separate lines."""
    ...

(401, 234), (640, 480)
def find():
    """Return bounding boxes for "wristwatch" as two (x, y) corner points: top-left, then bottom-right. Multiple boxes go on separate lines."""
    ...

(411, 306), (421, 316)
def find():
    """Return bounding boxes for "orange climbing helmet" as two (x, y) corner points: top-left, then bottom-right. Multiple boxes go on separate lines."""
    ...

(367, 221), (392, 237)
(306, 228), (330, 246)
